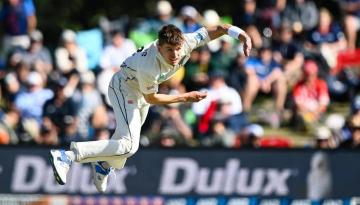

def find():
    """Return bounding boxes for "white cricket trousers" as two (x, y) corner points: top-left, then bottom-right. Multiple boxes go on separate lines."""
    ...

(70, 74), (149, 169)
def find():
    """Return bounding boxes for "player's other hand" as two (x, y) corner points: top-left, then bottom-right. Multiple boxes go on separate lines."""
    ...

(239, 34), (252, 57)
(185, 91), (207, 102)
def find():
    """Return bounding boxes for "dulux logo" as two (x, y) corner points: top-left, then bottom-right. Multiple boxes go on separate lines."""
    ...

(10, 156), (136, 194)
(159, 158), (295, 196)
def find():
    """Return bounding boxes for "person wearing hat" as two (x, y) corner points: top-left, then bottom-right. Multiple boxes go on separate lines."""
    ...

(50, 23), (252, 193)
(23, 30), (53, 76)
(315, 126), (333, 149)
(14, 71), (53, 124)
(292, 60), (330, 132)
(134, 0), (182, 37)
(179, 5), (202, 33)
(54, 29), (88, 75)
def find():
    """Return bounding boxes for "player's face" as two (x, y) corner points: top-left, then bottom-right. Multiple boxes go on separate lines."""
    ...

(158, 43), (183, 65)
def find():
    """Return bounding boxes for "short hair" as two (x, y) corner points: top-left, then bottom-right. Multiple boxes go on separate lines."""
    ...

(158, 24), (184, 46)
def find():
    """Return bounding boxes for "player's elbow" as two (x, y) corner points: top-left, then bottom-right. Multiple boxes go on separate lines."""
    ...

(143, 93), (159, 105)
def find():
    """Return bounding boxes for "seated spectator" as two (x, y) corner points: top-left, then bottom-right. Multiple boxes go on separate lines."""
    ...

(75, 71), (105, 140)
(55, 29), (88, 76)
(314, 126), (334, 149)
(243, 44), (287, 126)
(0, 0), (37, 60)
(281, 0), (319, 35)
(193, 70), (243, 114)
(342, 0), (360, 49)
(14, 71), (53, 124)
(193, 71), (248, 143)
(209, 36), (237, 77)
(234, 124), (264, 148)
(0, 107), (20, 144)
(292, 60), (330, 132)
(98, 30), (136, 100)
(228, 49), (247, 93)
(178, 5), (202, 33)
(233, 0), (263, 49)
(183, 47), (211, 91)
(305, 8), (347, 71)
(273, 24), (304, 87)
(99, 30), (136, 72)
(42, 77), (80, 145)
(134, 0), (182, 37)
(23, 30), (53, 77)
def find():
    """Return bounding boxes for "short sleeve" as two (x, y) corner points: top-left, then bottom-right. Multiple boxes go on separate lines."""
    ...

(24, 0), (36, 16)
(183, 27), (211, 51)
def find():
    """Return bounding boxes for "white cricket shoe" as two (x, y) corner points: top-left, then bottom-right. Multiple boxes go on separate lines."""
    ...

(49, 149), (72, 185)
(91, 161), (113, 193)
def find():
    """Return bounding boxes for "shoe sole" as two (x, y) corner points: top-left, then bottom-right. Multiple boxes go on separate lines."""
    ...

(49, 150), (65, 185)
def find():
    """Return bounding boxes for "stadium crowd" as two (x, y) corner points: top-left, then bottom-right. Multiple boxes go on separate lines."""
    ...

(0, 0), (360, 149)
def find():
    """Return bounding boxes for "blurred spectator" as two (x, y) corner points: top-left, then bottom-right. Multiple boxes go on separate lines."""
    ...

(0, 0), (37, 59)
(234, 124), (264, 148)
(342, 0), (360, 49)
(228, 50), (248, 95)
(243, 44), (287, 127)
(135, 0), (182, 36)
(209, 36), (237, 77)
(281, 0), (319, 35)
(193, 70), (243, 118)
(202, 9), (223, 52)
(340, 115), (360, 148)
(55, 29), (88, 75)
(305, 8), (347, 70)
(193, 70), (247, 137)
(75, 71), (105, 140)
(99, 30), (136, 71)
(314, 126), (333, 149)
(14, 71), (53, 124)
(200, 116), (237, 147)
(324, 113), (346, 146)
(183, 47), (211, 91)
(179, 5), (202, 33)
(256, 0), (286, 30)
(273, 24), (304, 87)
(98, 30), (136, 100)
(42, 77), (80, 145)
(0, 107), (20, 144)
(2, 72), (21, 108)
(37, 124), (59, 146)
(22, 30), (53, 76)
(292, 60), (330, 132)
(233, 0), (263, 49)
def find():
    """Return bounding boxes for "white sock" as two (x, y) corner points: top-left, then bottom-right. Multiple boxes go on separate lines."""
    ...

(65, 150), (75, 161)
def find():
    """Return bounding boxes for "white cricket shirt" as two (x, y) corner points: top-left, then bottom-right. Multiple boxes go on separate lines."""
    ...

(114, 27), (210, 98)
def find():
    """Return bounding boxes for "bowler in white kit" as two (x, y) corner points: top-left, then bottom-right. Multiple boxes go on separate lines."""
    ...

(50, 24), (252, 192)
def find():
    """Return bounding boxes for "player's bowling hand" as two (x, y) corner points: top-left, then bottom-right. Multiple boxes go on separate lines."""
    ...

(240, 34), (252, 57)
(185, 91), (207, 102)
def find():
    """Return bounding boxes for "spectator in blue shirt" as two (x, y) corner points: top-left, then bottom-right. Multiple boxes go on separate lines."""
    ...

(14, 71), (53, 124)
(243, 44), (287, 127)
(0, 0), (37, 58)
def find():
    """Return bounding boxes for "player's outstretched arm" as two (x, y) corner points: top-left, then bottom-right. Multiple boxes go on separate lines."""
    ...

(206, 24), (252, 56)
(143, 91), (207, 105)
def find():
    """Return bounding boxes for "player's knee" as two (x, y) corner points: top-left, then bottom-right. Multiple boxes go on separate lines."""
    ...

(122, 138), (139, 158)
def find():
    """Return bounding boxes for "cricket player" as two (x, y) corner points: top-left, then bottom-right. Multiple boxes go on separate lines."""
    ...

(49, 24), (251, 193)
